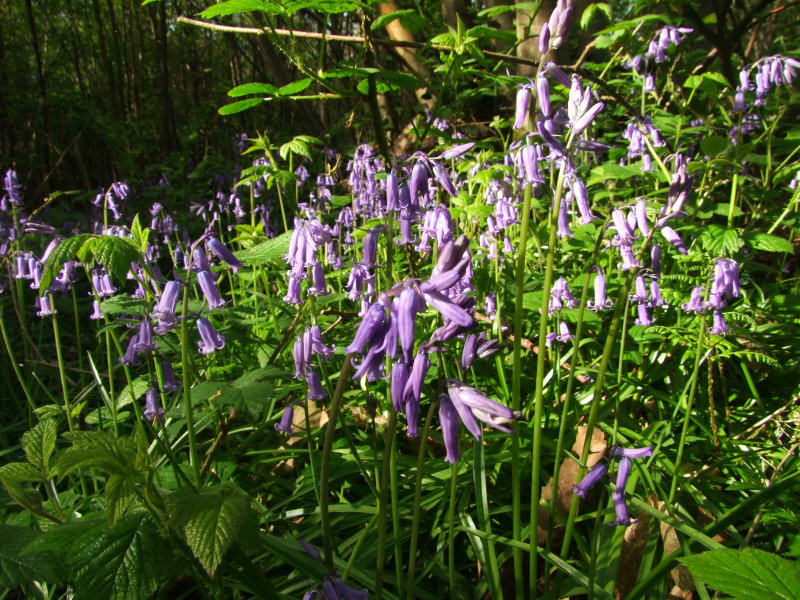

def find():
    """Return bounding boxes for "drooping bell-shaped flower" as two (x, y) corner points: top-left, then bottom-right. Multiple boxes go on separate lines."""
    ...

(197, 270), (226, 310)
(446, 379), (522, 439)
(573, 462), (608, 498)
(197, 317), (225, 355)
(144, 388), (165, 422)
(206, 237), (243, 272)
(439, 394), (461, 464)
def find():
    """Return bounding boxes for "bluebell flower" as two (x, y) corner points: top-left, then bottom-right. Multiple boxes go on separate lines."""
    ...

(275, 404), (295, 436)
(144, 388), (165, 422)
(446, 379), (522, 439)
(206, 237), (243, 272)
(197, 317), (225, 355)
(573, 462), (608, 498)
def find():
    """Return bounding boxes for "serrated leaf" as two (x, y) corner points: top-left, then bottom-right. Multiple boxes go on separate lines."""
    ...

(280, 137), (311, 160)
(68, 511), (171, 600)
(169, 486), (252, 575)
(234, 231), (292, 265)
(227, 82), (278, 97)
(701, 225), (744, 254)
(0, 525), (61, 587)
(0, 461), (46, 482)
(744, 233), (794, 254)
(115, 376), (149, 410)
(218, 98), (266, 115)
(199, 0), (284, 19)
(56, 431), (139, 478)
(680, 548), (800, 600)
(21, 419), (57, 474)
(40, 234), (92, 294)
(91, 235), (141, 284)
(100, 295), (148, 316)
(129, 214), (150, 253)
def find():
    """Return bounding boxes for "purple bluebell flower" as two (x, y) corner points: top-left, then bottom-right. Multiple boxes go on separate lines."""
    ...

(92, 268), (117, 297)
(197, 317), (225, 355)
(197, 270), (226, 310)
(708, 258), (740, 308)
(3, 170), (23, 206)
(588, 269), (613, 311)
(446, 379), (522, 439)
(90, 300), (104, 320)
(119, 334), (141, 366)
(423, 291), (474, 327)
(708, 310), (729, 335)
(612, 445), (653, 459)
(391, 361), (409, 413)
(438, 142), (476, 160)
(651, 245), (662, 279)
(306, 370), (327, 400)
(322, 575), (368, 600)
(403, 351), (430, 436)
(346, 303), (387, 355)
(634, 302), (655, 327)
(630, 276), (648, 303)
(618, 243), (640, 271)
(608, 458), (634, 526)
(682, 286), (706, 314)
(35, 294), (57, 317)
(439, 394), (461, 464)
(571, 178), (597, 224)
(299, 539), (322, 562)
(573, 462), (608, 498)
(275, 404), (295, 435)
(514, 84), (532, 129)
(549, 277), (577, 314)
(144, 388), (165, 422)
(308, 264), (329, 296)
(547, 0), (573, 50)
(153, 280), (180, 333)
(546, 321), (574, 347)
(556, 197), (573, 239)
(397, 287), (419, 363)
(206, 237), (243, 272)
(161, 360), (179, 392)
(648, 280), (665, 308)
(134, 320), (158, 354)
(283, 276), (303, 304)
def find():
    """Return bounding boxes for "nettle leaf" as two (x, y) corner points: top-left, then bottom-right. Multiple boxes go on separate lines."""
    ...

(743, 232), (794, 254)
(56, 431), (139, 478)
(169, 486), (253, 575)
(0, 461), (46, 482)
(199, 0), (285, 19)
(21, 419), (58, 475)
(91, 235), (141, 284)
(0, 525), (61, 587)
(681, 548), (800, 600)
(234, 231), (292, 265)
(67, 511), (172, 600)
(39, 233), (92, 294)
(129, 214), (150, 253)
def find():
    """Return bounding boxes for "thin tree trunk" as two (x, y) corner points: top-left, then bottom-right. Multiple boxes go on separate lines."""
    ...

(25, 0), (52, 175)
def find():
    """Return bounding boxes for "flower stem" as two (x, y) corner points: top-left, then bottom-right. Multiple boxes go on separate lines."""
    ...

(320, 354), (353, 572)
(511, 182), (532, 599)
(374, 409), (397, 600)
(179, 281), (201, 485)
(51, 313), (75, 432)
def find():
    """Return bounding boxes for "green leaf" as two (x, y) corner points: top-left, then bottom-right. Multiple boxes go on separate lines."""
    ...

(100, 295), (148, 316)
(0, 461), (46, 482)
(580, 2), (611, 28)
(199, 0), (284, 19)
(279, 137), (311, 160)
(91, 235), (141, 284)
(115, 376), (149, 410)
(169, 486), (253, 575)
(234, 231), (292, 265)
(21, 419), (57, 474)
(0, 525), (61, 587)
(744, 233), (794, 254)
(371, 8), (415, 30)
(700, 135), (729, 156)
(680, 548), (800, 600)
(218, 98), (266, 115)
(56, 431), (139, 478)
(227, 82), (278, 97)
(700, 225), (744, 254)
(67, 511), (171, 600)
(277, 78), (312, 96)
(129, 214), (150, 253)
(40, 234), (92, 294)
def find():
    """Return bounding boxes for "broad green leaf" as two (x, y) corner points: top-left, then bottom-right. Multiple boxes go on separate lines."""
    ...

(587, 162), (643, 185)
(218, 98), (266, 115)
(227, 82), (278, 97)
(277, 78), (312, 96)
(169, 486), (253, 575)
(370, 8), (415, 30)
(21, 419), (57, 474)
(0, 461), (46, 482)
(67, 511), (171, 600)
(129, 214), (150, 253)
(700, 225), (744, 254)
(199, 0), (284, 19)
(744, 232), (794, 254)
(39, 234), (92, 294)
(466, 25), (516, 43)
(279, 137), (311, 160)
(680, 548), (800, 600)
(283, 0), (359, 12)
(91, 235), (141, 283)
(700, 135), (729, 156)
(100, 295), (148, 316)
(234, 231), (292, 264)
(56, 431), (139, 478)
(580, 2), (611, 28)
(0, 525), (61, 587)
(115, 376), (149, 410)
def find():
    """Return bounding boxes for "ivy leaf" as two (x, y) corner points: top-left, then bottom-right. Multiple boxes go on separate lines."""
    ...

(169, 486), (253, 576)
(234, 231), (292, 265)
(90, 235), (141, 283)
(0, 525), (61, 587)
(681, 548), (800, 600)
(21, 419), (58, 475)
(67, 511), (172, 600)
(39, 234), (92, 294)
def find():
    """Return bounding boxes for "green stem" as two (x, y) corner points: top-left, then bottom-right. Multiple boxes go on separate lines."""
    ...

(180, 280), (201, 485)
(374, 410), (397, 600)
(511, 182), (532, 599)
(0, 309), (35, 414)
(447, 462), (458, 600)
(320, 354), (353, 572)
(405, 398), (437, 600)
(474, 437), (502, 599)
(51, 313), (75, 432)
(668, 317), (707, 507)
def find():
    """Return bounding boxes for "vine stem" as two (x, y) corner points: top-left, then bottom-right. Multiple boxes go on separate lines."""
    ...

(511, 182), (532, 599)
(320, 354), (354, 572)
